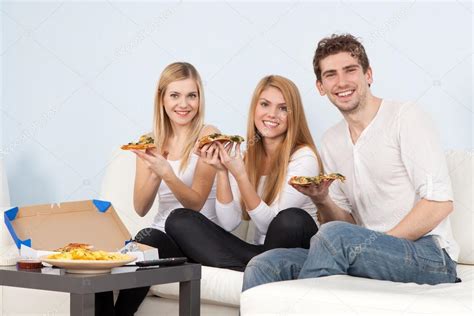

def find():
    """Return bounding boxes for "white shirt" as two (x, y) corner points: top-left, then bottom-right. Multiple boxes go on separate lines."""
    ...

(151, 154), (217, 231)
(216, 146), (320, 245)
(321, 99), (459, 261)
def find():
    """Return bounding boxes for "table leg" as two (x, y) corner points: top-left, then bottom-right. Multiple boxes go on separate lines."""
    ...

(179, 279), (200, 316)
(70, 293), (94, 316)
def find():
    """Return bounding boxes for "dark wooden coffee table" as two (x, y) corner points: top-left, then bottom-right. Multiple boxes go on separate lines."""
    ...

(0, 263), (201, 316)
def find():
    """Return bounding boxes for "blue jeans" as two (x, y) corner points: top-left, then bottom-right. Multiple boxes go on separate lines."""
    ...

(243, 221), (458, 291)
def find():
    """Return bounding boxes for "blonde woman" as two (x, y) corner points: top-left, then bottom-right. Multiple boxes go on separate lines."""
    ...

(165, 75), (322, 271)
(96, 62), (219, 316)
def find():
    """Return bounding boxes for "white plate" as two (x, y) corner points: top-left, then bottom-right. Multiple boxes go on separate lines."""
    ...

(40, 254), (136, 274)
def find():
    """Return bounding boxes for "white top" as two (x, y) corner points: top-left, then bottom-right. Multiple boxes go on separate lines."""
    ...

(216, 147), (320, 245)
(151, 153), (217, 231)
(321, 99), (459, 261)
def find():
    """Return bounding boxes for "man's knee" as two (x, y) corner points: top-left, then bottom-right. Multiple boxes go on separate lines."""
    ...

(247, 249), (283, 269)
(310, 221), (361, 247)
(244, 248), (307, 291)
(318, 220), (353, 236)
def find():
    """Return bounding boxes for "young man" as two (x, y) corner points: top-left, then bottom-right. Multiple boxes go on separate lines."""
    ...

(242, 34), (459, 291)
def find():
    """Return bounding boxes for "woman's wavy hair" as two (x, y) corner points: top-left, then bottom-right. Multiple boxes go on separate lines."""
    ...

(241, 75), (323, 220)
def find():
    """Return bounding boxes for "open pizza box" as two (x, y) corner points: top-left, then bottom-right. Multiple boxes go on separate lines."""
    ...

(3, 199), (158, 264)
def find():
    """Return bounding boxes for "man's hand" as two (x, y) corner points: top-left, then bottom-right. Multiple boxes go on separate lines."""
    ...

(291, 178), (355, 224)
(290, 179), (335, 204)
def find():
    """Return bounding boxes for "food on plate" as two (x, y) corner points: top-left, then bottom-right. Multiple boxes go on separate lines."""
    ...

(49, 243), (132, 261)
(289, 173), (346, 186)
(48, 248), (132, 261)
(198, 133), (244, 148)
(121, 134), (156, 150)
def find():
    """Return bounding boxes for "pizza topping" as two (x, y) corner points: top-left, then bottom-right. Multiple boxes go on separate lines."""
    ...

(208, 133), (221, 139)
(48, 248), (132, 261)
(121, 135), (156, 150)
(290, 173), (346, 186)
(55, 243), (93, 252)
(130, 135), (154, 146)
(198, 133), (245, 148)
(230, 135), (245, 142)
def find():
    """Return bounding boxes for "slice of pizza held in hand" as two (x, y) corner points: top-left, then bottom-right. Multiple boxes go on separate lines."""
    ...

(289, 173), (346, 186)
(198, 133), (245, 148)
(121, 134), (156, 150)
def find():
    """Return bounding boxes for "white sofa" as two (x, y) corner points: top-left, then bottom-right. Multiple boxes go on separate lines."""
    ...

(241, 150), (473, 316)
(0, 150), (472, 316)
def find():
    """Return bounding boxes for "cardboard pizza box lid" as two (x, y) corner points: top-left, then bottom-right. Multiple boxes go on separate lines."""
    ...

(4, 199), (133, 252)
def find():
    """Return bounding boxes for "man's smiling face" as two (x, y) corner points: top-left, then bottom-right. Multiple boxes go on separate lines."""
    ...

(316, 52), (373, 114)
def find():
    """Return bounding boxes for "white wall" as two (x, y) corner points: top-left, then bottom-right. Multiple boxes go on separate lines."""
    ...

(1, 0), (472, 207)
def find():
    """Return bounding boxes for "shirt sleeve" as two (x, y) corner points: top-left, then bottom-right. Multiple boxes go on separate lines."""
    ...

(248, 147), (320, 235)
(320, 138), (353, 214)
(215, 173), (242, 231)
(398, 103), (453, 201)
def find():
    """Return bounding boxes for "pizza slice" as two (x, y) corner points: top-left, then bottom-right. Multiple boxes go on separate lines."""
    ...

(288, 176), (317, 186)
(121, 134), (156, 150)
(289, 173), (346, 186)
(316, 173), (346, 183)
(198, 133), (245, 148)
(55, 243), (93, 252)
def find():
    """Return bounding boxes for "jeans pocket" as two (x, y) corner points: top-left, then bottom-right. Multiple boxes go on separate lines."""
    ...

(413, 236), (448, 273)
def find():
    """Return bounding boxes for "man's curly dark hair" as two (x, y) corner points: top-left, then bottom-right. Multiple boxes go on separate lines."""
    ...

(313, 34), (370, 81)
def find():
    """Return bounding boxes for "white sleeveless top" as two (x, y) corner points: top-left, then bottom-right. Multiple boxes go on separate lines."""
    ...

(151, 153), (217, 231)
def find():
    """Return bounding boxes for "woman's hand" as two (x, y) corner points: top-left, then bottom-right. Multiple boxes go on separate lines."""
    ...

(132, 148), (173, 180)
(217, 142), (246, 179)
(196, 143), (227, 171)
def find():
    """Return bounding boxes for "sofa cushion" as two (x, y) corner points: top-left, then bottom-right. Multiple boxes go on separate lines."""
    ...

(241, 265), (473, 315)
(150, 266), (243, 307)
(100, 150), (157, 238)
(446, 150), (473, 264)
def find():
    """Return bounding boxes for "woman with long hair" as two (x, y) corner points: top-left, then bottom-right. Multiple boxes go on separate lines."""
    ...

(165, 75), (323, 271)
(96, 62), (220, 316)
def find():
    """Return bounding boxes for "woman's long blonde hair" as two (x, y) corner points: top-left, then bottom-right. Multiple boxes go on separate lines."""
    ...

(153, 62), (205, 172)
(241, 75), (324, 220)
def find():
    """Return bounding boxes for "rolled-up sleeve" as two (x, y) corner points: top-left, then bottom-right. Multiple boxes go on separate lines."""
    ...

(398, 103), (453, 202)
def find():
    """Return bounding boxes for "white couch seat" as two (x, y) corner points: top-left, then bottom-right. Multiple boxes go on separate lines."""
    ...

(241, 265), (473, 316)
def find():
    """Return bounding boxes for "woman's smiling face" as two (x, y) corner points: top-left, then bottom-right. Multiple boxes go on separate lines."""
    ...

(254, 86), (289, 140)
(163, 78), (199, 127)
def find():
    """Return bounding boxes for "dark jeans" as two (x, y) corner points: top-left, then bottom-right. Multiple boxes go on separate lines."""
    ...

(165, 207), (318, 272)
(95, 228), (184, 316)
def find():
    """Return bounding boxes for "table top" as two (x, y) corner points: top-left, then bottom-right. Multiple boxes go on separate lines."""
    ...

(0, 263), (201, 294)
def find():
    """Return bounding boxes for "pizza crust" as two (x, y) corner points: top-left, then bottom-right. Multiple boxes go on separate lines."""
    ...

(121, 143), (156, 150)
